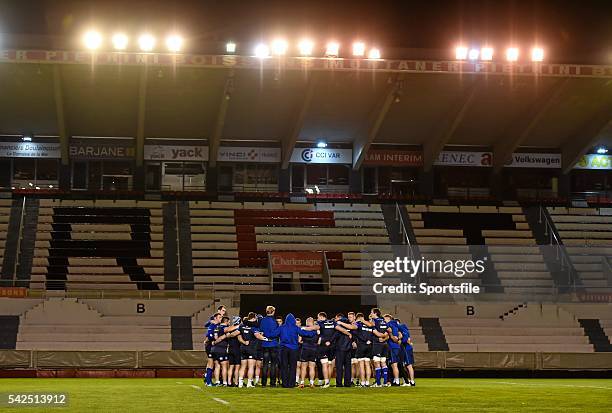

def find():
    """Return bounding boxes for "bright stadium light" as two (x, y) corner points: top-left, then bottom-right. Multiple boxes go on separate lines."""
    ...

(506, 47), (519, 62)
(455, 46), (468, 60)
(316, 139), (328, 148)
(367, 48), (381, 59)
(596, 146), (609, 154)
(468, 48), (479, 60)
(254, 43), (270, 58)
(480, 47), (494, 61)
(165, 34), (183, 52)
(531, 47), (544, 62)
(352, 41), (366, 57)
(111, 33), (129, 50)
(138, 34), (156, 52)
(83, 30), (102, 50)
(226, 41), (236, 54)
(271, 39), (288, 56)
(325, 41), (340, 57)
(298, 39), (314, 56)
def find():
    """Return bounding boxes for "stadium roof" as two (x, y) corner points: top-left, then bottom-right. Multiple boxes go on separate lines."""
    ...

(1, 49), (611, 173)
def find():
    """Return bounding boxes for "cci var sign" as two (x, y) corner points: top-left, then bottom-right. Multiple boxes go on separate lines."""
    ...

(290, 148), (352, 164)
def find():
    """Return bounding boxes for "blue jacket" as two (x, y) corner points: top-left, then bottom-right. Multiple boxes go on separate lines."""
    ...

(279, 313), (316, 350)
(259, 315), (280, 348)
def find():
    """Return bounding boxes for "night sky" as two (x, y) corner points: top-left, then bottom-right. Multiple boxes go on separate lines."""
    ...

(1, 0), (612, 62)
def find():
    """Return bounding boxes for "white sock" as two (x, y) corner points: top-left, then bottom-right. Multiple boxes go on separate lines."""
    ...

(324, 379), (329, 384)
(300, 379), (304, 385)
(317, 379), (322, 385)
(394, 378), (400, 384)
(239, 378), (243, 386)
(254, 376), (259, 385)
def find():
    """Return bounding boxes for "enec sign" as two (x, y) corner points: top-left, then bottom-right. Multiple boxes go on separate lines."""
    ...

(270, 252), (324, 272)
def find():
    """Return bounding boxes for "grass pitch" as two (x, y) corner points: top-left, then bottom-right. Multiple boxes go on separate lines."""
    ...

(0, 378), (610, 412)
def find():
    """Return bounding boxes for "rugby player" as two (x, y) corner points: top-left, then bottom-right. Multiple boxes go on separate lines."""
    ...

(259, 306), (280, 387)
(203, 312), (222, 386)
(397, 318), (416, 386)
(369, 308), (390, 387)
(237, 312), (269, 388)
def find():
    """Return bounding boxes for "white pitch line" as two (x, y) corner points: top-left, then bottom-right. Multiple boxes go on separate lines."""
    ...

(492, 381), (612, 390)
(185, 384), (229, 405)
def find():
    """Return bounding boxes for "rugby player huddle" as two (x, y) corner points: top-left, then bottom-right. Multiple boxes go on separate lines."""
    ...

(203, 305), (416, 388)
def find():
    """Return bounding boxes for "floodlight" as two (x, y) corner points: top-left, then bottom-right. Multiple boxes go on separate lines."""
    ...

(298, 39), (314, 56)
(226, 42), (236, 53)
(254, 43), (270, 58)
(271, 39), (288, 55)
(531, 47), (544, 62)
(138, 34), (156, 52)
(112, 33), (129, 50)
(325, 41), (340, 57)
(367, 48), (381, 59)
(480, 47), (494, 61)
(455, 46), (468, 60)
(468, 48), (479, 60)
(506, 47), (519, 62)
(166, 34), (183, 52)
(352, 42), (366, 57)
(83, 30), (102, 50)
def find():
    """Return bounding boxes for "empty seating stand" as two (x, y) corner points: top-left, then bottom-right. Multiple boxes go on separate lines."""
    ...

(406, 205), (553, 294)
(188, 201), (270, 294)
(548, 207), (612, 292)
(31, 200), (165, 291)
(393, 302), (594, 353)
(0, 199), (13, 277)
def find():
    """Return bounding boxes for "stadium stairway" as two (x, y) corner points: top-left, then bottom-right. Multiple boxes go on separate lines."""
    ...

(523, 206), (581, 291)
(578, 319), (612, 352)
(0, 198), (22, 284)
(0, 315), (19, 350)
(177, 201), (194, 290)
(170, 316), (193, 350)
(162, 202), (179, 290)
(16, 198), (40, 288)
(547, 207), (612, 293)
(418, 318), (449, 351)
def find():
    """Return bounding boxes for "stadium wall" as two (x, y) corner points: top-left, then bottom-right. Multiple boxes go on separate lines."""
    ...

(1, 350), (611, 378)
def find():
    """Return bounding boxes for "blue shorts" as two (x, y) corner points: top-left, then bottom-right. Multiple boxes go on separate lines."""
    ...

(402, 346), (414, 365)
(388, 347), (401, 364)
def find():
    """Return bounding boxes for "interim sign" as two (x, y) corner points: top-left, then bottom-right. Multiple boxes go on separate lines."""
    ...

(363, 150), (423, 166)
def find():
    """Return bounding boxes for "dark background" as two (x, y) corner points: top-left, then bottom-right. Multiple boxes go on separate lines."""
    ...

(1, 0), (611, 62)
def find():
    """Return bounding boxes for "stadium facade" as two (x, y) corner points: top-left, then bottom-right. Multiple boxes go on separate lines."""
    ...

(0, 45), (611, 378)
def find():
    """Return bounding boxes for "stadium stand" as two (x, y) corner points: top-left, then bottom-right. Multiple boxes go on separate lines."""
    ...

(30, 200), (165, 291)
(390, 302), (597, 353)
(405, 205), (555, 294)
(0, 199), (12, 276)
(547, 206), (612, 292)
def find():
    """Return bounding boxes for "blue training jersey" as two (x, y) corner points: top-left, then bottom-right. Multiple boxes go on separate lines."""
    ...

(317, 319), (337, 342)
(373, 317), (388, 343)
(387, 320), (401, 349)
(398, 323), (412, 348)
